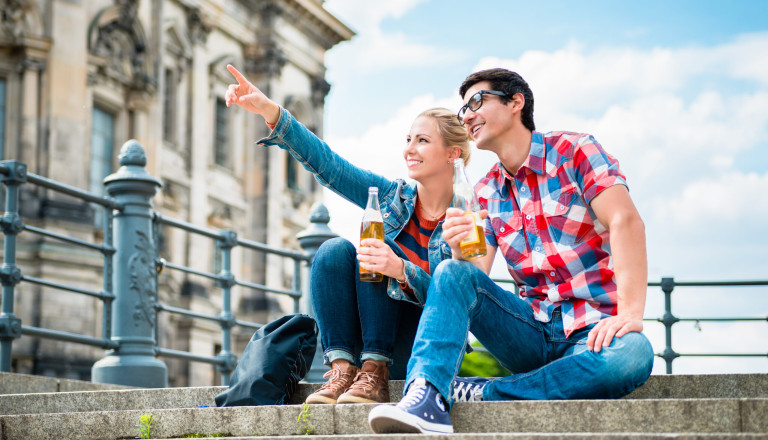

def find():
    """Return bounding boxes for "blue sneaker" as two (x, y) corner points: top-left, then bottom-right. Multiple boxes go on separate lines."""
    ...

(368, 378), (453, 434)
(452, 376), (488, 402)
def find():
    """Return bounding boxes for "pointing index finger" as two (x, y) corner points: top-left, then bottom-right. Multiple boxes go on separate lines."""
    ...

(226, 64), (248, 85)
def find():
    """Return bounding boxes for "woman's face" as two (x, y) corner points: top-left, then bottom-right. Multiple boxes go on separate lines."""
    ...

(404, 116), (454, 182)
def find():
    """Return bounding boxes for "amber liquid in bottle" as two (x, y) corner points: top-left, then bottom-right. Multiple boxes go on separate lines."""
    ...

(359, 220), (385, 282)
(360, 187), (385, 282)
(459, 211), (488, 260)
(453, 159), (487, 260)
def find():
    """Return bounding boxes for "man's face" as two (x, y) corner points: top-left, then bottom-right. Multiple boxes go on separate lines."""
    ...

(460, 81), (517, 151)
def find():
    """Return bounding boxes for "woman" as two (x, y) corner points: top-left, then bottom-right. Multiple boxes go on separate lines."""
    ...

(224, 65), (471, 404)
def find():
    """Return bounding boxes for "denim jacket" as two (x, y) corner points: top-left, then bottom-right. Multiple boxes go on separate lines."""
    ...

(257, 107), (452, 305)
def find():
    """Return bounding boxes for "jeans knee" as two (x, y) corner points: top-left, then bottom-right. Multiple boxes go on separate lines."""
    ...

(602, 332), (654, 392)
(433, 258), (474, 280)
(314, 237), (355, 268)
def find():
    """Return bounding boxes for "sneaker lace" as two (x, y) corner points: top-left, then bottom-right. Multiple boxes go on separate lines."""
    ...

(318, 368), (350, 393)
(399, 381), (427, 408)
(453, 381), (483, 402)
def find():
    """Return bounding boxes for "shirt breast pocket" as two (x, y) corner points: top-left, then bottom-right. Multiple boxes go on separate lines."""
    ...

(542, 189), (589, 247)
(490, 213), (526, 264)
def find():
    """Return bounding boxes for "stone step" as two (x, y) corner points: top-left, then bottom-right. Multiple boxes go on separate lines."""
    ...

(1, 398), (766, 440)
(0, 371), (131, 395)
(1, 373), (767, 416)
(161, 435), (768, 440)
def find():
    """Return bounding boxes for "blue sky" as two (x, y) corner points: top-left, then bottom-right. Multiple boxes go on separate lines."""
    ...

(318, 0), (768, 375)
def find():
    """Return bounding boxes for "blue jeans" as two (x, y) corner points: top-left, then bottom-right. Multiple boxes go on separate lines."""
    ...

(310, 237), (421, 380)
(406, 259), (654, 406)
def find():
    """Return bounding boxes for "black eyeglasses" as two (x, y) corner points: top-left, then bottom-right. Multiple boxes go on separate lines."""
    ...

(457, 90), (508, 125)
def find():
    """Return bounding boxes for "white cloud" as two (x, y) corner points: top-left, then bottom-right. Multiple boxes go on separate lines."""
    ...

(324, 0), (465, 72)
(324, 0), (430, 29)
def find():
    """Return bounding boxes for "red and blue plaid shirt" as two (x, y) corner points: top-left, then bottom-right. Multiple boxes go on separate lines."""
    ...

(476, 131), (627, 337)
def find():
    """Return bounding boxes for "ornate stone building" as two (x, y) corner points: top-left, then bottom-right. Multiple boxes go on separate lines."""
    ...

(0, 0), (352, 385)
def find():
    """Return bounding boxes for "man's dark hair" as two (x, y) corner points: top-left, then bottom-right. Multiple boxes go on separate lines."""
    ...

(459, 68), (535, 131)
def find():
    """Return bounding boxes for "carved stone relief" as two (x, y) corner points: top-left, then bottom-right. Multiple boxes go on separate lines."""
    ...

(88, 0), (155, 93)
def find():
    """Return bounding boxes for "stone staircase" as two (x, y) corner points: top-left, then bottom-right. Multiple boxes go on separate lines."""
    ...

(1, 371), (767, 440)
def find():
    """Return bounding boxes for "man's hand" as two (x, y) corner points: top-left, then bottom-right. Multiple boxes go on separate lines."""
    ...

(587, 314), (644, 352)
(442, 207), (487, 258)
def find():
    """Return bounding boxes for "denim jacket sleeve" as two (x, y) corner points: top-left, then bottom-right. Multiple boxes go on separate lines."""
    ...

(257, 107), (396, 209)
(383, 238), (432, 307)
(389, 259), (430, 306)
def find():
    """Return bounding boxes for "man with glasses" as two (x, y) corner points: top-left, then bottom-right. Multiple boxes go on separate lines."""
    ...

(369, 68), (654, 434)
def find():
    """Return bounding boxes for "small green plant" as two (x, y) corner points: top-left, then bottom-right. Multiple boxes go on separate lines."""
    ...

(297, 402), (314, 435)
(138, 413), (154, 439)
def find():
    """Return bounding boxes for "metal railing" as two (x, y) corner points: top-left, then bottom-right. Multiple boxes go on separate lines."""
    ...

(1, 141), (765, 387)
(491, 277), (768, 373)
(648, 277), (768, 373)
(0, 140), (336, 387)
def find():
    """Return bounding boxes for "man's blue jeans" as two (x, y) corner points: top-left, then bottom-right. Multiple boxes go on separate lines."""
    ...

(310, 237), (421, 379)
(406, 259), (654, 406)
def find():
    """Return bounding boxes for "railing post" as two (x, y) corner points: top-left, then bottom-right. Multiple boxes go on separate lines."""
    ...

(92, 140), (168, 387)
(296, 202), (338, 382)
(660, 277), (679, 374)
(0, 161), (27, 372)
(215, 230), (238, 386)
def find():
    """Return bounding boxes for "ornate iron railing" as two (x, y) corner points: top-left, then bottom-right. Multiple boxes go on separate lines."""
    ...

(0, 140), (336, 387)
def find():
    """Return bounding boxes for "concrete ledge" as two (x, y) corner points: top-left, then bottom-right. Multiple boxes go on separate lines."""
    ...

(1, 398), (766, 440)
(626, 374), (768, 399)
(0, 372), (132, 395)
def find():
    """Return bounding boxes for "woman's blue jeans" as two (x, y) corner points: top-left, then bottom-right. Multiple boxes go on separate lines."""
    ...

(406, 259), (655, 406)
(310, 237), (421, 380)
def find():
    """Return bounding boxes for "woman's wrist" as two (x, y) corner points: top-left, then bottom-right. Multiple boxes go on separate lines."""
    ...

(263, 102), (281, 128)
(395, 258), (408, 284)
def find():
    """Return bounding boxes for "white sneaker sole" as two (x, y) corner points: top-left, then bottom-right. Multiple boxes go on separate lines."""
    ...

(368, 404), (454, 434)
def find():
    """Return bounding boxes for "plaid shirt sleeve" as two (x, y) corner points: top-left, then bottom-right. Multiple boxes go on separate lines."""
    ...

(572, 135), (627, 203)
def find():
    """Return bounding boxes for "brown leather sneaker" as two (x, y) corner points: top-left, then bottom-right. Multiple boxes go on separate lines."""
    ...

(336, 360), (390, 404)
(305, 364), (359, 404)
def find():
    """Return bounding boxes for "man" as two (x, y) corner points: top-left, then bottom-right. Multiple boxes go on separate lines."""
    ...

(368, 68), (654, 434)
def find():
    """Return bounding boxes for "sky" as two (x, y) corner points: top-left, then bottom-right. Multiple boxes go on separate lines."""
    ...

(316, 0), (768, 375)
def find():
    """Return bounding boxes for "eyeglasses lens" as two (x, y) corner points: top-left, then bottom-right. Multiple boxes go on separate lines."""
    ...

(469, 92), (484, 111)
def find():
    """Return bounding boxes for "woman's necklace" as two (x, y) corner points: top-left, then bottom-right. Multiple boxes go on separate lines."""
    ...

(418, 197), (447, 221)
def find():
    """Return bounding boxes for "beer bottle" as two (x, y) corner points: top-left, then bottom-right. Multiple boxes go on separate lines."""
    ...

(359, 187), (385, 282)
(452, 159), (487, 259)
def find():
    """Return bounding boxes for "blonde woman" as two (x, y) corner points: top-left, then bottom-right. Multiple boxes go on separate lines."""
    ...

(225, 65), (472, 404)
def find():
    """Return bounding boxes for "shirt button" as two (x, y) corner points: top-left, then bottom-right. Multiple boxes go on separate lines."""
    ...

(526, 215), (532, 220)
(535, 246), (542, 252)
(500, 227), (505, 232)
(383, 213), (390, 218)
(550, 271), (556, 277)
(559, 205), (566, 210)
(520, 187), (526, 192)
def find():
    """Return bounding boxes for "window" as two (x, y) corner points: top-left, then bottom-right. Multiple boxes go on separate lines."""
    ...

(0, 78), (6, 159)
(90, 106), (115, 225)
(213, 98), (229, 167)
(286, 156), (298, 190)
(163, 68), (176, 142)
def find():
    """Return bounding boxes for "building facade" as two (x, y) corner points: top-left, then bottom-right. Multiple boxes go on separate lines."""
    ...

(0, 0), (352, 386)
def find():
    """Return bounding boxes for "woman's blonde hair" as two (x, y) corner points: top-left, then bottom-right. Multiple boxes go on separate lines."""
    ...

(417, 108), (471, 165)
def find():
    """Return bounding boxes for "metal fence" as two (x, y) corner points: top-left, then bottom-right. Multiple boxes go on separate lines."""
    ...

(0, 140), (335, 387)
(1, 141), (766, 388)
(491, 278), (768, 373)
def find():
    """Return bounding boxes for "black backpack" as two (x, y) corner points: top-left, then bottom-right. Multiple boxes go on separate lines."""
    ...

(215, 314), (318, 406)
